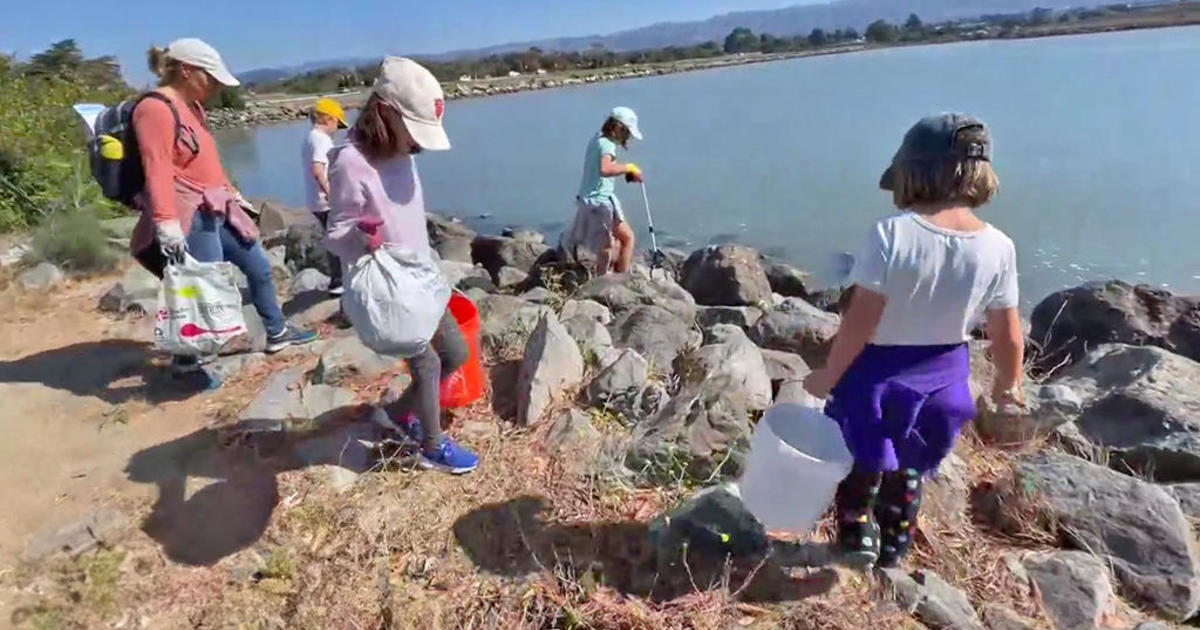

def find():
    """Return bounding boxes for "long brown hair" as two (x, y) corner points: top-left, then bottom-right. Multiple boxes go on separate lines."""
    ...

(352, 94), (414, 161)
(601, 116), (630, 148)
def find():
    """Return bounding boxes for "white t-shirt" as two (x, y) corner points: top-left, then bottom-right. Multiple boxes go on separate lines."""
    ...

(849, 213), (1019, 346)
(301, 128), (335, 212)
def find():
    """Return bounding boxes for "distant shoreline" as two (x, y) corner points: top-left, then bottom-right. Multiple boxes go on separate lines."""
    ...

(209, 13), (1200, 130)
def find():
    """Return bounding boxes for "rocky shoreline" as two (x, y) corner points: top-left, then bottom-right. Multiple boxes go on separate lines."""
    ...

(11, 200), (1200, 628)
(206, 48), (858, 130)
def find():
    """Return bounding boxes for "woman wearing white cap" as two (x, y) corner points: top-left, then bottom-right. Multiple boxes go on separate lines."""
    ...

(563, 107), (644, 275)
(130, 38), (319, 389)
(324, 57), (479, 475)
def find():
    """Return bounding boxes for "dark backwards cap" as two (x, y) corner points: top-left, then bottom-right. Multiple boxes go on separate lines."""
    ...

(880, 113), (991, 191)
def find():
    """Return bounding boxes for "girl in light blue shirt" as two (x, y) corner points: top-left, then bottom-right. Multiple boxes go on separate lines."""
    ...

(563, 106), (644, 275)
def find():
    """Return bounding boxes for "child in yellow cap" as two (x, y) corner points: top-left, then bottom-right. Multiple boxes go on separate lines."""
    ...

(301, 97), (348, 296)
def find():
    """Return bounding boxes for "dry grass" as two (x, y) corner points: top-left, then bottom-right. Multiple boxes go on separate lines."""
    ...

(1, 271), (1167, 630)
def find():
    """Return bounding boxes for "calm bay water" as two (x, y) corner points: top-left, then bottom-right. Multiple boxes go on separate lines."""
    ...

(216, 26), (1200, 306)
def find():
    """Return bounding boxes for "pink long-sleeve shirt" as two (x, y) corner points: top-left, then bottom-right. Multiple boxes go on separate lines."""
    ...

(324, 141), (431, 263)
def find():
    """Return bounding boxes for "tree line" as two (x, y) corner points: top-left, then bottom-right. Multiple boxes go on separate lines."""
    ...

(250, 3), (1170, 95)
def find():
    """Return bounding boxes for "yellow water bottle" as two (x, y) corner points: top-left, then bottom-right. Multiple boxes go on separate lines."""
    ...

(97, 134), (123, 160)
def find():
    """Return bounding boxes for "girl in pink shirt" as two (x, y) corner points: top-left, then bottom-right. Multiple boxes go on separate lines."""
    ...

(326, 57), (479, 475)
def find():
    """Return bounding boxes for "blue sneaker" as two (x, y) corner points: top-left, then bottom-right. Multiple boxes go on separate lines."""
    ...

(265, 325), (319, 354)
(420, 438), (479, 475)
(369, 409), (425, 446)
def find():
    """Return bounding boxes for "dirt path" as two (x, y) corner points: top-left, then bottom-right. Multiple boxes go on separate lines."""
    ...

(0, 272), (315, 620)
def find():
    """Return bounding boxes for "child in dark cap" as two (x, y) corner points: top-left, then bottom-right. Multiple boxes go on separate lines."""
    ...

(804, 113), (1026, 568)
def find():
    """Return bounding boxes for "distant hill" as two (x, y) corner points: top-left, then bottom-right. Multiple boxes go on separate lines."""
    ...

(239, 0), (1100, 82)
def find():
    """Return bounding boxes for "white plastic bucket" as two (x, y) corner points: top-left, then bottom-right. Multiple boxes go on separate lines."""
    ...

(738, 395), (853, 533)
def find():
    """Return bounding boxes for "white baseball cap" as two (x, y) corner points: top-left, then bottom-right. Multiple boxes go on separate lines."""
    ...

(166, 38), (240, 87)
(610, 106), (643, 141)
(372, 57), (450, 151)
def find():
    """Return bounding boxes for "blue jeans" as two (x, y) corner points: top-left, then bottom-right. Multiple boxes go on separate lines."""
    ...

(187, 211), (286, 337)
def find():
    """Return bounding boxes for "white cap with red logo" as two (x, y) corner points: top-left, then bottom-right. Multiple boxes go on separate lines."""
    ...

(372, 56), (450, 151)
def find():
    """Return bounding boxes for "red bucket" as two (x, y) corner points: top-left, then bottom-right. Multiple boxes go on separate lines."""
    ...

(439, 292), (487, 409)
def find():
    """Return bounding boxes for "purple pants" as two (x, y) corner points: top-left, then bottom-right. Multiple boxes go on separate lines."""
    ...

(825, 343), (975, 475)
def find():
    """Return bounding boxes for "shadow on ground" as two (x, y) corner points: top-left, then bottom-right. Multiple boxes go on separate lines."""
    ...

(124, 405), (383, 566)
(453, 496), (838, 603)
(0, 340), (216, 405)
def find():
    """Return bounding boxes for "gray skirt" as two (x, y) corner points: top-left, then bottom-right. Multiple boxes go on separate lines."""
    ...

(561, 196), (624, 258)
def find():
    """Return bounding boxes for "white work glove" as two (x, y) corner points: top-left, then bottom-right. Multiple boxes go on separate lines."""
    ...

(156, 219), (187, 261)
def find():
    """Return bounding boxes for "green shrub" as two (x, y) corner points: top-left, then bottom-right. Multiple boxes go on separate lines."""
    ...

(0, 44), (130, 231)
(27, 205), (120, 272)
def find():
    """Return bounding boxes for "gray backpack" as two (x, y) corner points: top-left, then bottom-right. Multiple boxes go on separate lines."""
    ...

(88, 92), (196, 207)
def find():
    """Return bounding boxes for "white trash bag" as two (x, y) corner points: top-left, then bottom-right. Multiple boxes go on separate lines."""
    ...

(342, 246), (450, 358)
(154, 255), (247, 356)
(738, 392), (853, 533)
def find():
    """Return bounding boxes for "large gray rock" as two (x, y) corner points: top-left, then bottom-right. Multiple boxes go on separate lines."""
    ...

(974, 383), (1084, 445)
(238, 367), (356, 432)
(472, 234), (549, 279)
(1012, 453), (1200, 620)
(1167, 484), (1200, 522)
(759, 349), (810, 385)
(762, 260), (811, 298)
(880, 568), (986, 630)
(563, 315), (613, 355)
(439, 260), (494, 292)
(750, 298), (841, 366)
(290, 268), (331, 295)
(258, 201), (319, 240)
(1052, 344), (1200, 481)
(585, 348), (649, 419)
(502, 226), (545, 244)
(22, 508), (129, 562)
(680, 245), (772, 306)
(576, 273), (697, 321)
(685, 325), (772, 411)
(266, 245), (291, 284)
(924, 453), (970, 529)
(979, 604), (1038, 630)
(310, 335), (396, 385)
(496, 266), (529, 289)
(476, 294), (553, 356)
(1030, 281), (1200, 371)
(546, 409), (600, 454)
(427, 214), (475, 263)
(696, 306), (763, 336)
(516, 314), (584, 425)
(1023, 551), (1115, 630)
(283, 224), (334, 276)
(99, 266), (160, 315)
(629, 375), (751, 477)
(610, 305), (696, 373)
(19, 262), (63, 291)
(652, 485), (768, 566)
(560, 298), (612, 326)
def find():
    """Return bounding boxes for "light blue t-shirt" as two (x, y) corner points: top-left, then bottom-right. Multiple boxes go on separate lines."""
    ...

(577, 133), (619, 203)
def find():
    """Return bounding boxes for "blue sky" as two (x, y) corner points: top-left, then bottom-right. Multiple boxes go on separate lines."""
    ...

(3, 0), (822, 86)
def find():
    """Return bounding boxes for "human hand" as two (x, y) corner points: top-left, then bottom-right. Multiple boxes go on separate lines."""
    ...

(991, 382), (1026, 410)
(357, 217), (384, 252)
(156, 219), (187, 261)
(625, 163), (644, 183)
(803, 368), (838, 400)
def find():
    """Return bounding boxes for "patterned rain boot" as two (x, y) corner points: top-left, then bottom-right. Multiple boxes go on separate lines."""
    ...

(834, 468), (883, 569)
(876, 468), (924, 569)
